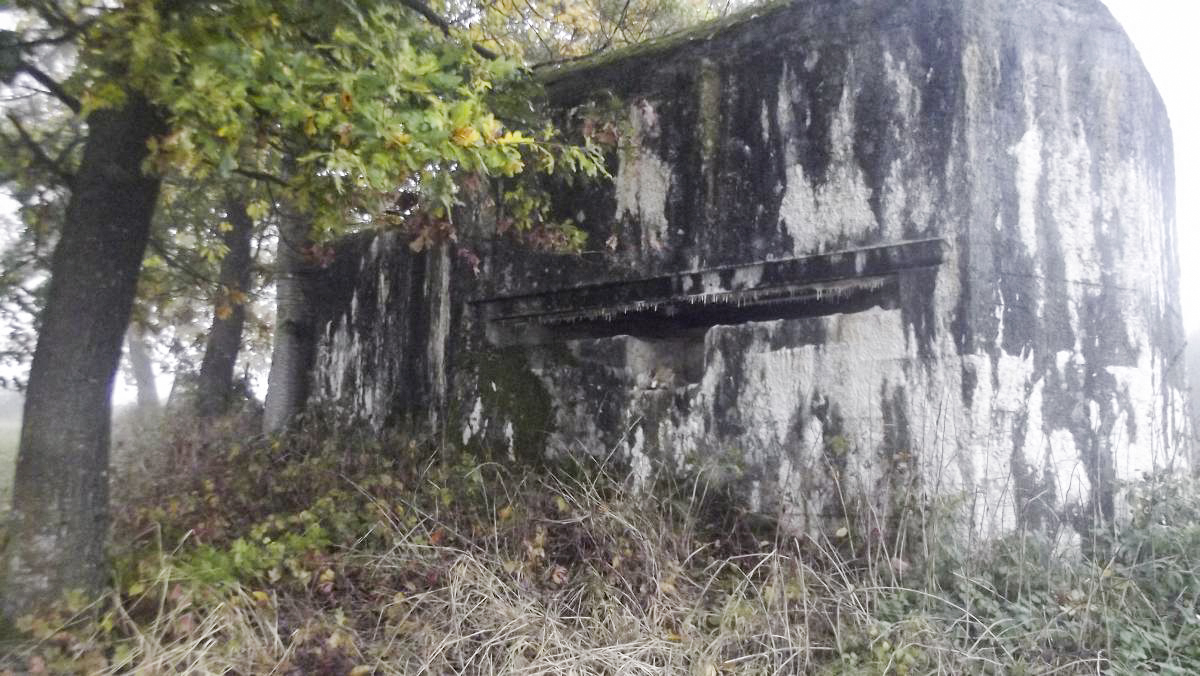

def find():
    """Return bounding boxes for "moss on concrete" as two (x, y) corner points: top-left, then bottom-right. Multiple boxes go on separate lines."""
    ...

(476, 348), (555, 464)
(534, 0), (792, 86)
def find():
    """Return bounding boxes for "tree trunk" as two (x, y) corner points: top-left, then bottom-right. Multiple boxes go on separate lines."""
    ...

(125, 325), (160, 412)
(3, 94), (164, 618)
(195, 196), (255, 417)
(262, 209), (317, 434)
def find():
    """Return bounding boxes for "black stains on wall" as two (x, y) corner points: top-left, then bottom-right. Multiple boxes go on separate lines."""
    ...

(899, 267), (940, 360)
(852, 51), (901, 226)
(309, 0), (1184, 542)
(911, 1), (960, 190)
(792, 48), (848, 189)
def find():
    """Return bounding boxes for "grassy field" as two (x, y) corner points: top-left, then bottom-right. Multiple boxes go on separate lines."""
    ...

(0, 420), (16, 509)
(0, 391), (20, 509)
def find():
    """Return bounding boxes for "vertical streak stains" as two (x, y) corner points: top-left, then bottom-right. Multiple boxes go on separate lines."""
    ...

(308, 0), (1187, 543)
(698, 57), (721, 241)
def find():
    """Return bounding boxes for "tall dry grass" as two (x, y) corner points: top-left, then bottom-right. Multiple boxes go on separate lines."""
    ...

(4, 420), (1198, 675)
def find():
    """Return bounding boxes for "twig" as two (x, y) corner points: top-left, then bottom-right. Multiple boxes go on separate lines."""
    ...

(146, 236), (223, 288)
(599, 0), (633, 52)
(5, 112), (74, 185)
(16, 62), (81, 113)
(233, 168), (289, 187)
(394, 0), (499, 60)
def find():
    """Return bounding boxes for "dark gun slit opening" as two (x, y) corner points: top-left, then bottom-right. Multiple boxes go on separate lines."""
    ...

(475, 237), (947, 347)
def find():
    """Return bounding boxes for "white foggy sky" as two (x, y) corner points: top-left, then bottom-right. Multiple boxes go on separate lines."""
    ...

(1101, 0), (1200, 334)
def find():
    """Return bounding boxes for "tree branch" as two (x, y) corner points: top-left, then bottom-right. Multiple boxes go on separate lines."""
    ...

(24, 1), (78, 31)
(599, 0), (634, 52)
(4, 113), (74, 186)
(234, 168), (289, 187)
(147, 236), (223, 288)
(6, 18), (96, 50)
(16, 63), (81, 113)
(394, 0), (499, 60)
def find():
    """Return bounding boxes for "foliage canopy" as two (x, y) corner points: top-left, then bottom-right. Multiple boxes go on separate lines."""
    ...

(80, 0), (606, 236)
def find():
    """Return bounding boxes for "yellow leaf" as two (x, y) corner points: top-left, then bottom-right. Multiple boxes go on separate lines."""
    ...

(480, 115), (502, 143)
(128, 581), (145, 596)
(215, 304), (233, 321)
(387, 131), (413, 148)
(349, 666), (372, 676)
(497, 130), (528, 145)
(452, 125), (481, 147)
(246, 200), (270, 221)
(319, 568), (336, 584)
(218, 220), (233, 233)
(252, 590), (270, 604)
(498, 505), (514, 520)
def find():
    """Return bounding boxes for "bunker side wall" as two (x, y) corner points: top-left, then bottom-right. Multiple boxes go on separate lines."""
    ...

(310, 0), (1187, 542)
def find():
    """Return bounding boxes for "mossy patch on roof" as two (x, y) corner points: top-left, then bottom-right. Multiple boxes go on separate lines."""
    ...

(534, 0), (793, 85)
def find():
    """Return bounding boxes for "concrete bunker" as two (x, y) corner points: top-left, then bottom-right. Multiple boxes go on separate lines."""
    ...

(311, 0), (1189, 541)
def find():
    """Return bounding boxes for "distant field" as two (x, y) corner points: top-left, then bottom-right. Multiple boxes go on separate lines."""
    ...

(0, 421), (17, 509)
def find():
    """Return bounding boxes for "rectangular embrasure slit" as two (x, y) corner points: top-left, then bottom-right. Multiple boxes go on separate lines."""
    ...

(476, 238), (946, 346)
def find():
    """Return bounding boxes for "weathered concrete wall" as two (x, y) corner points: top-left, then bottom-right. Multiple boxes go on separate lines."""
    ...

(312, 0), (1187, 540)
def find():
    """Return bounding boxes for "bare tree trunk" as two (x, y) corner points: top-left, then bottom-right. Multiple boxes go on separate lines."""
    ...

(3, 94), (164, 618)
(125, 325), (160, 412)
(195, 196), (255, 417)
(262, 209), (317, 434)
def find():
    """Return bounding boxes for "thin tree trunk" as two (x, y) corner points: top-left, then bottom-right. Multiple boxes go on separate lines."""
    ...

(195, 196), (255, 417)
(262, 209), (317, 434)
(3, 93), (164, 618)
(126, 325), (160, 412)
